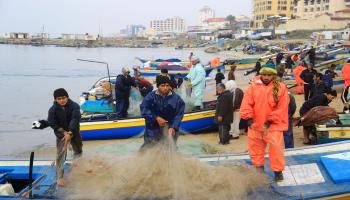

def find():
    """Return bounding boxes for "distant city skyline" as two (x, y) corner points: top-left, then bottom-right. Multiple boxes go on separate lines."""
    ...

(0, 0), (252, 35)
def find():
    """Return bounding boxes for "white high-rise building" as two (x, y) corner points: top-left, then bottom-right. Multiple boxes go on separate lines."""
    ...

(150, 17), (186, 34)
(199, 6), (215, 23)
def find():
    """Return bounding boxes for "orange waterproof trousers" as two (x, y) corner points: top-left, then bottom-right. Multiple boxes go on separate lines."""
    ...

(248, 128), (285, 172)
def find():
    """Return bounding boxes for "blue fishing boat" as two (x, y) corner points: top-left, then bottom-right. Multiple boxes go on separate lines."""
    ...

(2, 141), (350, 199)
(80, 109), (217, 140)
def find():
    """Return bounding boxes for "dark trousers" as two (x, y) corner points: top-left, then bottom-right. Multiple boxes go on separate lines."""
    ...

(283, 117), (294, 148)
(218, 124), (231, 144)
(116, 97), (129, 118)
(304, 84), (314, 101)
(56, 135), (82, 179)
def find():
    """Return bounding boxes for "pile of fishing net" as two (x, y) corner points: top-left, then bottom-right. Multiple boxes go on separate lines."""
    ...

(62, 137), (269, 200)
(295, 106), (339, 127)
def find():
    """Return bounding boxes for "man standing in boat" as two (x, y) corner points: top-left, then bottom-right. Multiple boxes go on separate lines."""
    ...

(115, 67), (136, 118)
(48, 88), (82, 186)
(240, 64), (290, 182)
(140, 76), (185, 148)
(185, 56), (206, 111)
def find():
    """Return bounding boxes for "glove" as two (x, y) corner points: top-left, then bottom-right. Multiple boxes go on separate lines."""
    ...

(246, 118), (253, 128)
(264, 120), (273, 129)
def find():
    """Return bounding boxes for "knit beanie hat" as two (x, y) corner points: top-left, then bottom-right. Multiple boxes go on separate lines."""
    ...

(156, 75), (171, 87)
(54, 88), (69, 98)
(259, 62), (277, 75)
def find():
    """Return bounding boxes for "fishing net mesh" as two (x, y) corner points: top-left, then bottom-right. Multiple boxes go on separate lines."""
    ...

(62, 136), (269, 200)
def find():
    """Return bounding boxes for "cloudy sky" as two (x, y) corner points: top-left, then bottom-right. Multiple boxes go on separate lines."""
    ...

(0, 0), (252, 35)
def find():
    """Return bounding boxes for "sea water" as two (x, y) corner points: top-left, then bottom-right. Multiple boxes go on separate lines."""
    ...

(0, 44), (214, 157)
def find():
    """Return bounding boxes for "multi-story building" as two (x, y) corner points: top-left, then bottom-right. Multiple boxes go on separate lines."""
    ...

(150, 17), (186, 34)
(252, 0), (293, 29)
(286, 0), (350, 31)
(293, 0), (349, 19)
(199, 6), (215, 23)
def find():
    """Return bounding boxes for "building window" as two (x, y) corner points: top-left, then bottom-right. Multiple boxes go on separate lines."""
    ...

(310, 7), (314, 12)
(304, 8), (308, 12)
(266, 6), (272, 10)
(325, 5), (329, 10)
(316, 7), (320, 11)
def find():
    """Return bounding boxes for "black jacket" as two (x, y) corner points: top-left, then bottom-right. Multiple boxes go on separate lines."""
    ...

(48, 99), (81, 139)
(299, 94), (330, 116)
(215, 90), (233, 125)
(313, 81), (330, 97)
(215, 72), (225, 84)
(285, 57), (294, 69)
(115, 74), (135, 99)
(300, 69), (317, 84)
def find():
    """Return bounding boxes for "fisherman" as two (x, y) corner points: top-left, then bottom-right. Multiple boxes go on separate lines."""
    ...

(215, 83), (233, 145)
(313, 73), (330, 97)
(215, 68), (225, 85)
(240, 64), (289, 182)
(276, 52), (284, 66)
(228, 64), (237, 81)
(293, 62), (306, 94)
(140, 76), (185, 148)
(285, 55), (295, 73)
(284, 93), (296, 148)
(342, 59), (350, 88)
(185, 56), (206, 111)
(115, 67), (136, 118)
(300, 64), (317, 101)
(225, 80), (244, 140)
(244, 59), (262, 76)
(323, 64), (337, 88)
(341, 84), (350, 113)
(48, 88), (82, 187)
(156, 68), (177, 90)
(176, 73), (184, 88)
(299, 90), (337, 144)
(308, 46), (316, 66)
(133, 71), (153, 97)
(215, 68), (225, 95)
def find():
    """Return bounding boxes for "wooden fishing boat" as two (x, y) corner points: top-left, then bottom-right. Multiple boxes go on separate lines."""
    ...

(3, 141), (350, 199)
(80, 109), (216, 140)
(139, 66), (218, 77)
(224, 57), (267, 71)
(316, 114), (350, 144)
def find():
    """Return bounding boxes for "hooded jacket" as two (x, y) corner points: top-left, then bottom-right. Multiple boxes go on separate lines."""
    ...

(140, 90), (185, 142)
(48, 99), (81, 139)
(240, 76), (290, 132)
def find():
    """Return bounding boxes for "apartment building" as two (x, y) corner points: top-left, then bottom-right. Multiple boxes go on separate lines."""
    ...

(150, 17), (186, 34)
(252, 0), (293, 29)
(286, 0), (350, 31)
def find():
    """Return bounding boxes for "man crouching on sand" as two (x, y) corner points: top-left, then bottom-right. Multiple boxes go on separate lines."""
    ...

(48, 88), (83, 186)
(240, 64), (289, 182)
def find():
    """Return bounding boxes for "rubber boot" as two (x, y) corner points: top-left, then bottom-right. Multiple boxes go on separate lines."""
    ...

(274, 171), (284, 182)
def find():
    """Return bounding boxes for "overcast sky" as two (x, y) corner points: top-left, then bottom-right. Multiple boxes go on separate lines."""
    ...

(0, 0), (252, 35)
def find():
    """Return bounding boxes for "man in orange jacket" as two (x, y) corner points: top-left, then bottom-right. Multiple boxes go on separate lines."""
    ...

(342, 59), (350, 88)
(240, 64), (290, 182)
(293, 62), (306, 94)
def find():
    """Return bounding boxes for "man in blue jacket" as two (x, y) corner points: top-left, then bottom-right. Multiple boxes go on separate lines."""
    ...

(48, 88), (82, 186)
(115, 67), (136, 118)
(140, 76), (185, 148)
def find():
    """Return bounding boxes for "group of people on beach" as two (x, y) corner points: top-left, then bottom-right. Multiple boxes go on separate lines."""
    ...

(44, 47), (350, 186)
